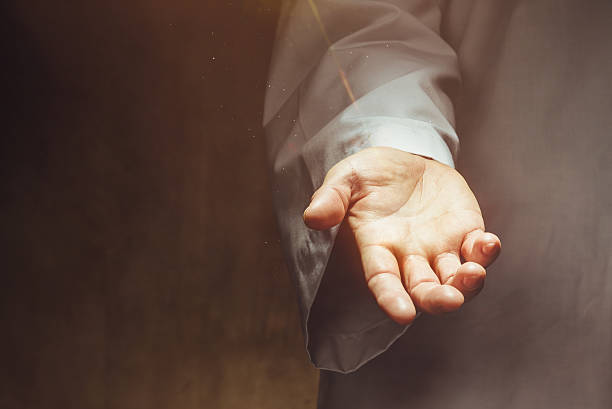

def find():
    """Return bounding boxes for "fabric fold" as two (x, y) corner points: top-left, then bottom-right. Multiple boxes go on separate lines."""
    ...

(264, 0), (460, 373)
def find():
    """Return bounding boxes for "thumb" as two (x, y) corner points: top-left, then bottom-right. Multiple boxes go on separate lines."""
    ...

(303, 167), (352, 230)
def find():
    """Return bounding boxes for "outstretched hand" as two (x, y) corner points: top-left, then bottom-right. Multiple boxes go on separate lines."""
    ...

(304, 147), (501, 325)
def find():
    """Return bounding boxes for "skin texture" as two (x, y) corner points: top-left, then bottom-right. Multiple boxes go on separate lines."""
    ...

(303, 147), (501, 325)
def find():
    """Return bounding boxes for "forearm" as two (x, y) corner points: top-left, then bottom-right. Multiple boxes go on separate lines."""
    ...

(264, 0), (463, 373)
(265, 0), (460, 178)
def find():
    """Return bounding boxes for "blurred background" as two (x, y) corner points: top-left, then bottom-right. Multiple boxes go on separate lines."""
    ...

(1, 1), (318, 408)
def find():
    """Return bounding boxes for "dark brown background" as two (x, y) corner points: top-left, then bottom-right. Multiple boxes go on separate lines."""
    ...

(1, 1), (318, 408)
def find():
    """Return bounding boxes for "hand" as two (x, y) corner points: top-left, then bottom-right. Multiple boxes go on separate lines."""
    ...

(303, 147), (501, 325)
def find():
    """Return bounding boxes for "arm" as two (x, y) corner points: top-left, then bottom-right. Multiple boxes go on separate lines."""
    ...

(264, 0), (500, 373)
(265, 0), (458, 171)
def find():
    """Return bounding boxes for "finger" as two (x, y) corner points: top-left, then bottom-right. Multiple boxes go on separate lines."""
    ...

(445, 261), (487, 301)
(434, 253), (487, 301)
(433, 252), (461, 284)
(303, 164), (353, 230)
(461, 229), (501, 267)
(362, 245), (416, 325)
(402, 255), (464, 314)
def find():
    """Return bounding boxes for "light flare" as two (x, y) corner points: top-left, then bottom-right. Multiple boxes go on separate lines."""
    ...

(306, 0), (359, 109)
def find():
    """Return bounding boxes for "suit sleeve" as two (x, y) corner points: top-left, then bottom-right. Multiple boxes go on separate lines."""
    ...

(263, 0), (461, 373)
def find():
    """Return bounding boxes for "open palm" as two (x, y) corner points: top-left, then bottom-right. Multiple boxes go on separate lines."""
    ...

(304, 147), (501, 324)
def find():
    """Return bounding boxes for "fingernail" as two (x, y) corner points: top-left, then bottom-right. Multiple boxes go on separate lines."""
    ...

(482, 242), (497, 255)
(463, 276), (481, 290)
